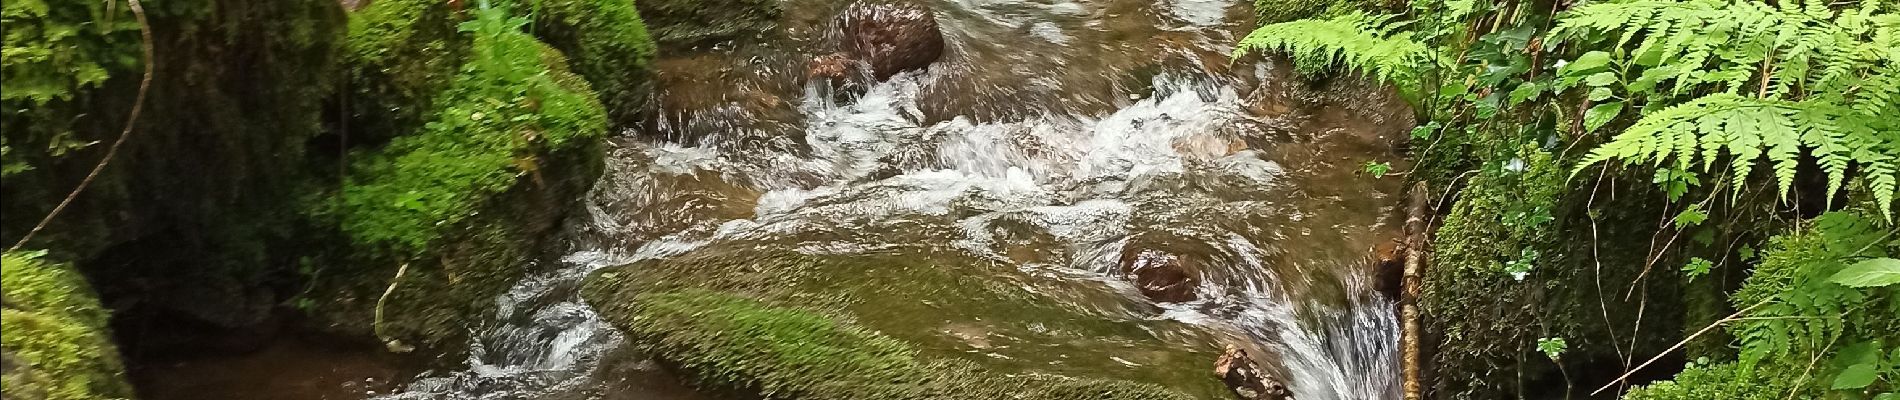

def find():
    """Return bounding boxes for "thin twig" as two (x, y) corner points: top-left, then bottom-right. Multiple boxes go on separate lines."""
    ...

(8, 0), (155, 253)
(1592, 300), (1771, 396)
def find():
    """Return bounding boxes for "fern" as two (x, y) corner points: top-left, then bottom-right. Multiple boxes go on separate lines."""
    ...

(1234, 12), (1437, 100)
(1562, 0), (1900, 216)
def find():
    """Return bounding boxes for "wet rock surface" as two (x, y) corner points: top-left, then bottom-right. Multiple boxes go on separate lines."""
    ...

(1214, 345), (1293, 400)
(836, 1), (944, 80)
(1120, 248), (1202, 303)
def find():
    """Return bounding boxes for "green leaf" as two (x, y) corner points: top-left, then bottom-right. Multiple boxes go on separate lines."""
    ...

(1584, 102), (1623, 134)
(1584, 71), (1619, 87)
(1564, 51), (1613, 76)
(1588, 87), (1614, 101)
(1673, 205), (1708, 228)
(1874, 393), (1897, 400)
(1831, 363), (1878, 389)
(1830, 258), (1900, 288)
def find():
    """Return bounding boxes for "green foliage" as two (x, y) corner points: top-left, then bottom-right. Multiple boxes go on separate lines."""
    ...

(621, 289), (1197, 400)
(1253, 0), (1355, 25)
(1832, 258), (1900, 288)
(1234, 12), (1436, 101)
(1559, 0), (1900, 216)
(1682, 257), (1714, 280)
(0, 0), (135, 178)
(342, 0), (468, 142)
(0, 251), (131, 400)
(496, 0), (657, 125)
(1537, 337), (1568, 361)
(333, 4), (606, 257)
(1363, 160), (1392, 177)
(1641, 211), (1900, 398)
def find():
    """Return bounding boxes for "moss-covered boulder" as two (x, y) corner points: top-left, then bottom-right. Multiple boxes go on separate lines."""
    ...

(1, 251), (132, 400)
(636, 0), (782, 48)
(1420, 148), (1701, 399)
(304, 5), (609, 350)
(582, 245), (1234, 399)
(496, 0), (658, 126)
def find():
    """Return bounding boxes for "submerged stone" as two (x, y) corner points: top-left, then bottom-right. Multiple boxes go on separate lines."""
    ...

(581, 245), (1234, 399)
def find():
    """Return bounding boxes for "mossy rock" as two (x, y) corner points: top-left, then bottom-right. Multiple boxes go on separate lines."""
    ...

(1, 251), (133, 400)
(305, 7), (608, 349)
(1420, 149), (1694, 399)
(496, 0), (658, 126)
(636, 0), (782, 49)
(581, 245), (1233, 399)
(341, 0), (469, 144)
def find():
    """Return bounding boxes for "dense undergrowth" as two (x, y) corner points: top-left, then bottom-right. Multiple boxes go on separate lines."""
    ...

(2, 0), (650, 384)
(1241, 0), (1898, 398)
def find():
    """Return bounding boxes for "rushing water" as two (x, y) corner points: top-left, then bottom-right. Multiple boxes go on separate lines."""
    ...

(376, 0), (1412, 398)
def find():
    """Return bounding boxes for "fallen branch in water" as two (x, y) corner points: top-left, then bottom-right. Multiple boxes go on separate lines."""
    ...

(1401, 181), (1431, 400)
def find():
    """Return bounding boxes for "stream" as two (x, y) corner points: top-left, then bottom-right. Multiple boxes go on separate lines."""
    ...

(143, 0), (1414, 398)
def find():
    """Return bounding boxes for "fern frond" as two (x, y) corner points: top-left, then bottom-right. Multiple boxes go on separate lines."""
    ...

(1573, 95), (1900, 216)
(1234, 12), (1436, 100)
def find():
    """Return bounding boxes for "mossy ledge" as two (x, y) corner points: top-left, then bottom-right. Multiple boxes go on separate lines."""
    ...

(302, 4), (609, 350)
(581, 244), (1233, 399)
(1, 251), (133, 400)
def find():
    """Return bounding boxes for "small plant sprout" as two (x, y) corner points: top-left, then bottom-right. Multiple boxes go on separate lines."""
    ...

(1363, 161), (1392, 178)
(1538, 337), (1568, 361)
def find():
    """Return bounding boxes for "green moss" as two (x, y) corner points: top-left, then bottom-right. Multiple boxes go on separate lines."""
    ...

(335, 6), (605, 259)
(1422, 146), (1696, 399)
(497, 0), (657, 126)
(1621, 362), (1806, 400)
(304, 5), (608, 348)
(0, 251), (131, 400)
(583, 245), (1230, 399)
(635, 0), (780, 48)
(622, 289), (1197, 400)
(341, 0), (467, 143)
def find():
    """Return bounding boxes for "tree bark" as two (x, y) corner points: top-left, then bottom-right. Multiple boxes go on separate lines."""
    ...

(1401, 182), (1432, 400)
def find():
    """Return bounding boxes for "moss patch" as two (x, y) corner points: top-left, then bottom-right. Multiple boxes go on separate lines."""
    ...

(1, 251), (132, 400)
(1421, 147), (1694, 399)
(498, 0), (657, 126)
(583, 245), (1231, 399)
(304, 4), (608, 349)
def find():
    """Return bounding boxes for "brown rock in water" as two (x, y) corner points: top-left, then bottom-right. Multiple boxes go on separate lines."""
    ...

(837, 1), (945, 80)
(805, 52), (867, 88)
(1119, 248), (1200, 303)
(1214, 345), (1293, 400)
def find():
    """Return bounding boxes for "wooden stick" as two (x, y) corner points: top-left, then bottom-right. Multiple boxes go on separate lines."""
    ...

(1402, 181), (1432, 400)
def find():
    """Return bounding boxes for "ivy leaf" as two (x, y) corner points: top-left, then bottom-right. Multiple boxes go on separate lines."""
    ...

(1673, 205), (1708, 229)
(1583, 102), (1623, 134)
(1830, 258), (1900, 288)
(1831, 363), (1878, 389)
(1681, 257), (1713, 280)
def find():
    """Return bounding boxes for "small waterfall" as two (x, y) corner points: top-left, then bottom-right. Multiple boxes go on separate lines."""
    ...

(375, 0), (1405, 397)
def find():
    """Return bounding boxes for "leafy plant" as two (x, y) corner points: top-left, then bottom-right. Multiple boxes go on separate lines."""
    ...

(1559, 0), (1900, 216)
(1538, 337), (1568, 361)
(1363, 160), (1393, 177)
(1234, 12), (1438, 101)
(1681, 257), (1713, 280)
